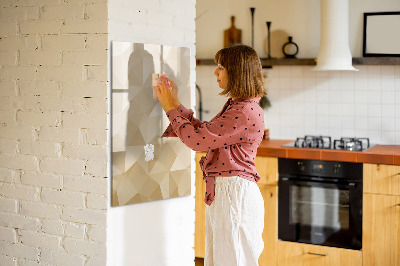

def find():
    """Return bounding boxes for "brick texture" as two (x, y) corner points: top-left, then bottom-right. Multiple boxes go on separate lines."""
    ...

(0, 1), (108, 265)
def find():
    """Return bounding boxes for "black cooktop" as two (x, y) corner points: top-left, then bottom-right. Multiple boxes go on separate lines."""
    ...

(282, 135), (375, 151)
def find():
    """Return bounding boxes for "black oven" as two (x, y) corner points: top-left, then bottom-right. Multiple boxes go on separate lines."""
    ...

(278, 158), (363, 250)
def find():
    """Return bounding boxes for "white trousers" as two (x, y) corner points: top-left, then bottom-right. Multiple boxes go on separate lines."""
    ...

(205, 176), (265, 266)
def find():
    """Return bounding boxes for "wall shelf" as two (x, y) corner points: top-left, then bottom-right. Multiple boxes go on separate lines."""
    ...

(196, 57), (400, 67)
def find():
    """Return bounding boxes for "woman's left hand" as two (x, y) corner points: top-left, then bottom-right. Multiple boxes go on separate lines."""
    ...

(153, 76), (175, 113)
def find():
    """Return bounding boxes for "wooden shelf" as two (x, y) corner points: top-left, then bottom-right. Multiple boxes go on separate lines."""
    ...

(196, 57), (400, 67)
(352, 57), (400, 65)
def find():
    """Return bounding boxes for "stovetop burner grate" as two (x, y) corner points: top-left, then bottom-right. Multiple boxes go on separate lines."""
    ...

(286, 136), (371, 151)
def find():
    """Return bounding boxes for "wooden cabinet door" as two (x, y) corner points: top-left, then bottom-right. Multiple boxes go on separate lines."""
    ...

(259, 185), (278, 266)
(364, 164), (400, 196)
(276, 241), (362, 266)
(363, 193), (400, 266)
(255, 156), (278, 186)
(195, 152), (207, 258)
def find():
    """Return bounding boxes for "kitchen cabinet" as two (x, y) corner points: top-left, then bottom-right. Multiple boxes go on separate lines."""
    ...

(194, 154), (279, 265)
(363, 163), (400, 196)
(195, 152), (207, 258)
(255, 156), (278, 266)
(259, 184), (278, 266)
(276, 241), (362, 266)
(363, 163), (400, 266)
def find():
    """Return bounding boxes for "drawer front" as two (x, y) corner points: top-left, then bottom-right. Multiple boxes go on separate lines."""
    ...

(277, 241), (362, 266)
(364, 164), (400, 196)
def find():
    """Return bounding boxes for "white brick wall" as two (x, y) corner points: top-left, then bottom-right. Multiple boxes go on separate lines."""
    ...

(0, 0), (108, 265)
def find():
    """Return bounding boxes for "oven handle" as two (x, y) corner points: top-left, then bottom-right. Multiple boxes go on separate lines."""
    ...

(280, 177), (357, 189)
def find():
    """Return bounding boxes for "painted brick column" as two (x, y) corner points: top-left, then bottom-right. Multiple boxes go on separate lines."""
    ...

(0, 0), (108, 265)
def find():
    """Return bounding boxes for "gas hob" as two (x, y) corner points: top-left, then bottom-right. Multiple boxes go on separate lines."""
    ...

(282, 135), (374, 151)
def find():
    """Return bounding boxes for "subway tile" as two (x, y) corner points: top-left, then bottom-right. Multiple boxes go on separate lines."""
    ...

(341, 89), (354, 103)
(316, 89), (329, 103)
(367, 129), (382, 143)
(354, 90), (368, 104)
(381, 131), (396, 144)
(367, 104), (381, 117)
(329, 103), (341, 116)
(279, 126), (294, 138)
(382, 117), (396, 131)
(303, 67), (316, 78)
(329, 116), (341, 129)
(304, 102), (316, 115)
(395, 118), (400, 131)
(367, 77), (381, 91)
(303, 88), (316, 103)
(341, 128), (355, 137)
(355, 116), (368, 130)
(394, 65), (400, 78)
(279, 78), (291, 89)
(290, 67), (303, 78)
(367, 91), (381, 104)
(316, 103), (329, 116)
(328, 71), (341, 81)
(355, 104), (368, 117)
(316, 116), (330, 128)
(341, 117), (355, 129)
(278, 67), (291, 78)
(291, 77), (304, 90)
(328, 88), (341, 103)
(382, 104), (395, 118)
(316, 70), (328, 79)
(396, 130), (400, 144)
(381, 65), (395, 77)
(381, 78), (395, 91)
(367, 65), (381, 76)
(368, 117), (382, 131)
(341, 104), (355, 116)
(381, 90), (395, 104)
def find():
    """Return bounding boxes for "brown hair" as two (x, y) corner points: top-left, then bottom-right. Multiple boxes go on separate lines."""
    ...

(214, 44), (266, 99)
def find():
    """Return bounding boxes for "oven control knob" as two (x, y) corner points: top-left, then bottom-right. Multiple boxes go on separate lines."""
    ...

(334, 167), (339, 174)
(297, 161), (305, 171)
(334, 164), (341, 174)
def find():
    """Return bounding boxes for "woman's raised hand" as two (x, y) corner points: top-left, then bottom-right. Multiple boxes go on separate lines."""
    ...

(153, 75), (175, 113)
(161, 74), (180, 108)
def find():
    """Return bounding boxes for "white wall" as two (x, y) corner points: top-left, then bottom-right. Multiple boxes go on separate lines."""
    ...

(196, 0), (400, 58)
(0, 0), (108, 265)
(107, 1), (197, 266)
(196, 0), (400, 145)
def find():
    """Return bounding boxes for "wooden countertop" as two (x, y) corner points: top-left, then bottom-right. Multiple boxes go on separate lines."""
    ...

(256, 139), (400, 165)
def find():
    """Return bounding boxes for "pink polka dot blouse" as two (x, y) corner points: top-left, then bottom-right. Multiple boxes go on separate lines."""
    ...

(161, 97), (265, 205)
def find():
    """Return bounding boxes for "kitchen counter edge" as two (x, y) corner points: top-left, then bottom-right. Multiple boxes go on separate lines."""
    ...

(195, 140), (400, 165)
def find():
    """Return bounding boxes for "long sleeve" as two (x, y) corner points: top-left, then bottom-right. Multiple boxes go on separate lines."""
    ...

(165, 105), (249, 152)
(161, 103), (202, 138)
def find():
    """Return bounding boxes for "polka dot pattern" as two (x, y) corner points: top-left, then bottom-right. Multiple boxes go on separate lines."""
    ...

(161, 97), (265, 206)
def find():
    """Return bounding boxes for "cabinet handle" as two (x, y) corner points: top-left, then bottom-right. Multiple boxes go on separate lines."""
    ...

(397, 204), (400, 207)
(307, 252), (328, 256)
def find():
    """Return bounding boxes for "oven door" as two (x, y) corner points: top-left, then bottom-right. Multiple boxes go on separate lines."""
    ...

(278, 176), (362, 250)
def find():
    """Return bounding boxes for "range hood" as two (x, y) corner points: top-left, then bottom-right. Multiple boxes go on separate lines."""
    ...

(314, 0), (358, 71)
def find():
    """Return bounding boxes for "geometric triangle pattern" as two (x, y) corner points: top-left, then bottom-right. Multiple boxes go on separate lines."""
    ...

(111, 41), (192, 206)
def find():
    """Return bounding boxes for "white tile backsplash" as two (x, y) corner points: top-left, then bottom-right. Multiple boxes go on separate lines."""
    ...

(196, 65), (400, 144)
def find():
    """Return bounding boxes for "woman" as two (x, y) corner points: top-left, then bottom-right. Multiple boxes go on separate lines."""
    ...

(153, 44), (266, 266)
